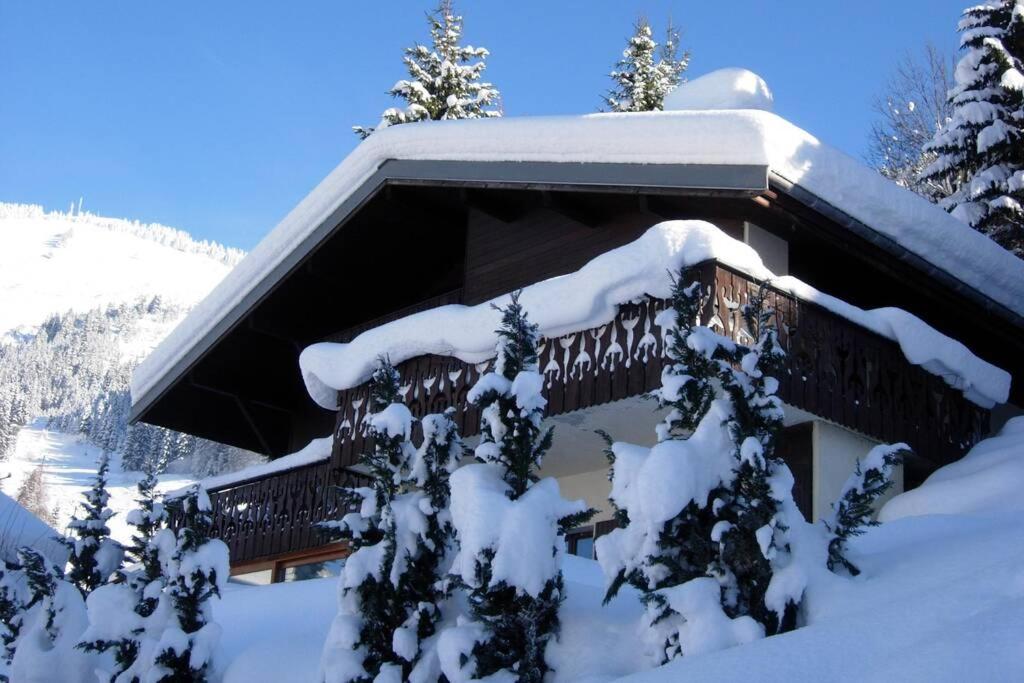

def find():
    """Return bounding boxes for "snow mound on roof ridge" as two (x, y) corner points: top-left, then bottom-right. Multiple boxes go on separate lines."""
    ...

(665, 68), (773, 112)
(299, 220), (1009, 411)
(879, 416), (1024, 521)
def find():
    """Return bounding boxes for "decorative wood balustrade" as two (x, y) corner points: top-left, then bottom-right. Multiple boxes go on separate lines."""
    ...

(206, 259), (990, 565)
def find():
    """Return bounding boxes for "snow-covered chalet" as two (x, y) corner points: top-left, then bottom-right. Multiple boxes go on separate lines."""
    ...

(130, 70), (1024, 583)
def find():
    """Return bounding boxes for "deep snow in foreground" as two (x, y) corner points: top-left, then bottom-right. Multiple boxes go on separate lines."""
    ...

(213, 418), (1024, 682)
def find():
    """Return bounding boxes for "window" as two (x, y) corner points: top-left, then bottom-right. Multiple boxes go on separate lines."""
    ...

(278, 556), (346, 583)
(566, 526), (595, 559)
(228, 543), (350, 585)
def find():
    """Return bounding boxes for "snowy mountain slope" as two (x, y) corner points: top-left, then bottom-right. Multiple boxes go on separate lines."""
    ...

(0, 203), (241, 341)
(0, 202), (250, 540)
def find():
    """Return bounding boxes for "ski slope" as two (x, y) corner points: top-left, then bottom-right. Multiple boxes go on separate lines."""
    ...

(0, 203), (239, 340)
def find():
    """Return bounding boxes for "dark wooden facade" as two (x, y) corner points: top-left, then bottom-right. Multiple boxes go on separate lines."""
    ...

(206, 259), (990, 566)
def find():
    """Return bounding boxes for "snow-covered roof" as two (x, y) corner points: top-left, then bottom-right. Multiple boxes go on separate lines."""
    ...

(0, 491), (69, 567)
(300, 220), (1010, 410)
(132, 69), (1024, 415)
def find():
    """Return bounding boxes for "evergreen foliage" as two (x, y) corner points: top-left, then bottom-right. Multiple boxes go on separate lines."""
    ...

(355, 0), (501, 139)
(826, 444), (907, 576)
(450, 293), (593, 682)
(713, 284), (796, 635)
(0, 559), (28, 678)
(151, 485), (227, 681)
(603, 17), (689, 112)
(599, 271), (804, 663)
(319, 358), (417, 682)
(15, 464), (55, 526)
(62, 451), (124, 597)
(922, 0), (1024, 256)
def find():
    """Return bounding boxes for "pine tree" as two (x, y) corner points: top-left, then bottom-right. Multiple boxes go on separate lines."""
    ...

(603, 18), (689, 112)
(392, 407), (463, 678)
(597, 272), (804, 663)
(62, 451), (124, 597)
(78, 465), (169, 679)
(441, 294), (592, 682)
(922, 0), (1024, 256)
(826, 444), (907, 576)
(319, 358), (417, 682)
(354, 0), (501, 139)
(713, 284), (801, 635)
(151, 485), (227, 681)
(15, 464), (55, 526)
(0, 560), (28, 678)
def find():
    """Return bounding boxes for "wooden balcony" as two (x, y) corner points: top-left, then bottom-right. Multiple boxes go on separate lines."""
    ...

(206, 259), (990, 565)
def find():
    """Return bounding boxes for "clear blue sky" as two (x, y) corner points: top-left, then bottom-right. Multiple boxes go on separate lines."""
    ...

(1, 1), (967, 250)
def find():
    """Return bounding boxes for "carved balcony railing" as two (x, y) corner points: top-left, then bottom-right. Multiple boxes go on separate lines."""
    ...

(332, 260), (990, 471)
(200, 459), (369, 565)
(201, 259), (991, 566)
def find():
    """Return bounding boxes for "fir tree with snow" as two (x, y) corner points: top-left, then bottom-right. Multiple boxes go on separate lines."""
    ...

(826, 444), (907, 576)
(9, 547), (91, 683)
(15, 464), (55, 526)
(354, 0), (501, 139)
(0, 560), (28, 679)
(62, 451), (124, 597)
(319, 357), (418, 682)
(149, 484), (227, 682)
(712, 284), (802, 635)
(922, 0), (1024, 256)
(603, 18), (689, 112)
(391, 407), (464, 680)
(597, 272), (804, 663)
(78, 465), (169, 680)
(440, 294), (592, 683)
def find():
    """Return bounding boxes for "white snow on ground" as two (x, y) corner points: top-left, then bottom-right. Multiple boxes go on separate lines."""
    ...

(664, 67), (774, 112)
(135, 79), (1024, 409)
(0, 422), (195, 545)
(209, 421), (1024, 682)
(299, 221), (1009, 409)
(0, 491), (68, 566)
(0, 203), (237, 341)
(879, 416), (1024, 521)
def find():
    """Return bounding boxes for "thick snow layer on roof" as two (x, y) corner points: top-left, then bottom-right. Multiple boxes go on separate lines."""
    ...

(132, 105), (1024, 409)
(0, 490), (68, 566)
(168, 437), (332, 496)
(664, 68), (773, 111)
(879, 416), (1024, 521)
(300, 221), (1010, 410)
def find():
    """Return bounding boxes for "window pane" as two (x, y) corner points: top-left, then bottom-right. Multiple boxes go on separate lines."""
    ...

(282, 558), (346, 582)
(574, 537), (594, 559)
(230, 569), (273, 586)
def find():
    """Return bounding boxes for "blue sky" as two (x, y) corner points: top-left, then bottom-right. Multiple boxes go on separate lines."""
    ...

(1, 1), (967, 250)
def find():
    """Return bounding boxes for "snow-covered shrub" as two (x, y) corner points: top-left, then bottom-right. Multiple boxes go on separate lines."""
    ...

(440, 294), (592, 683)
(0, 559), (29, 680)
(922, 0), (1024, 256)
(598, 272), (804, 663)
(147, 484), (227, 681)
(603, 17), (689, 112)
(354, 0), (501, 139)
(9, 547), (92, 683)
(319, 358), (418, 682)
(826, 444), (907, 576)
(62, 451), (124, 597)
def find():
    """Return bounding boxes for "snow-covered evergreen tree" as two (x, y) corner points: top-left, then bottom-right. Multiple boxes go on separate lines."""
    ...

(826, 444), (907, 576)
(62, 451), (124, 597)
(354, 0), (501, 139)
(148, 485), (227, 681)
(712, 284), (802, 635)
(0, 560), (28, 679)
(440, 295), (592, 682)
(392, 407), (463, 681)
(78, 465), (168, 680)
(922, 0), (1024, 256)
(597, 272), (804, 663)
(9, 547), (91, 683)
(15, 464), (55, 526)
(603, 18), (689, 112)
(319, 358), (418, 682)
